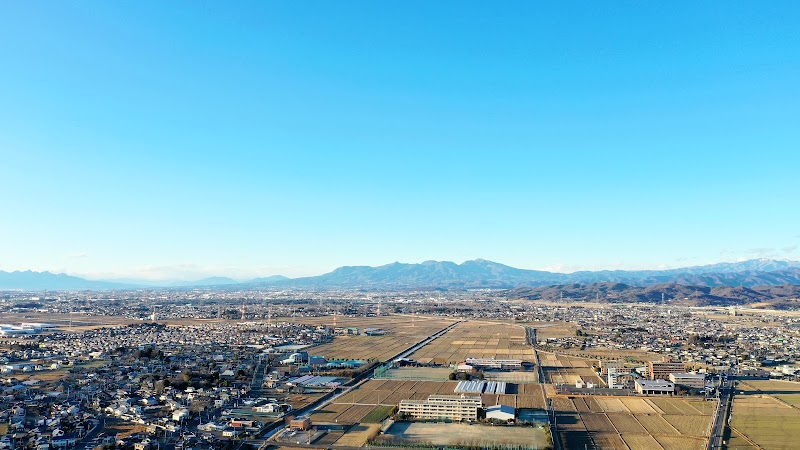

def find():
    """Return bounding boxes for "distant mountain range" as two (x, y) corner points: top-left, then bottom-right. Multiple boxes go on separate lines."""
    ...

(2, 258), (800, 291)
(504, 282), (800, 308)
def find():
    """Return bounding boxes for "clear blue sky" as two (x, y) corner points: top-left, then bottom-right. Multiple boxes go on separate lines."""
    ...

(1, 1), (799, 280)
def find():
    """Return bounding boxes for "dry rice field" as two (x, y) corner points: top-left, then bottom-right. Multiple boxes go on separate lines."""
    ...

(728, 380), (800, 449)
(553, 395), (714, 450)
(406, 320), (535, 364)
(539, 352), (605, 386)
(333, 424), (381, 446)
(294, 315), (455, 361)
(311, 378), (547, 424)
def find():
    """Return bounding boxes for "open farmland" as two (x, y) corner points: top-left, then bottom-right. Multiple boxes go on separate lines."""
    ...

(406, 320), (535, 364)
(310, 379), (457, 424)
(539, 352), (604, 386)
(311, 378), (547, 423)
(294, 315), (455, 361)
(728, 380), (800, 449)
(334, 424), (381, 446)
(552, 395), (714, 450)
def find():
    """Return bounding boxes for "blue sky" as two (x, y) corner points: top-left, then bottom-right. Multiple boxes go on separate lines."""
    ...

(1, 1), (799, 280)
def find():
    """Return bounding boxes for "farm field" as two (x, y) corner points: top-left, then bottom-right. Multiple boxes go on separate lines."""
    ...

(552, 395), (714, 450)
(333, 424), (381, 446)
(295, 315), (455, 361)
(728, 380), (800, 449)
(310, 378), (547, 423)
(539, 352), (604, 386)
(310, 380), (453, 424)
(406, 320), (535, 364)
(379, 422), (550, 448)
(378, 366), (453, 380)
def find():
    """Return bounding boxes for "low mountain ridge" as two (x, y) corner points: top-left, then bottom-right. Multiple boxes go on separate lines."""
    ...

(506, 281), (800, 308)
(3, 258), (800, 291)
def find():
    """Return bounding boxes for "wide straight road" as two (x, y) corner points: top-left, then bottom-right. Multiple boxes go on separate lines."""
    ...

(708, 379), (733, 450)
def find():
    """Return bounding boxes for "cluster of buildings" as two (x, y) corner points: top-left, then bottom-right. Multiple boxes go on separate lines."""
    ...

(0, 317), (364, 450)
(521, 303), (800, 376)
(600, 359), (708, 394)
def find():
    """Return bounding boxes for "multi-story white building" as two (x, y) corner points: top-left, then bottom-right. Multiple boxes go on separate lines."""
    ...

(668, 372), (705, 389)
(399, 394), (482, 421)
(607, 366), (633, 389)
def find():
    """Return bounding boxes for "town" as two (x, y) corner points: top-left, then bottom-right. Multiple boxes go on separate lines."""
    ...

(2, 289), (800, 450)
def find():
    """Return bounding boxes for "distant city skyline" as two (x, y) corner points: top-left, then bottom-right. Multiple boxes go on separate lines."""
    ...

(2, 2), (799, 281)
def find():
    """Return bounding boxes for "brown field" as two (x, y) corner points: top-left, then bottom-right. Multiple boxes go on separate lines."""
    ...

(653, 435), (706, 450)
(516, 393), (547, 409)
(406, 320), (535, 364)
(663, 414), (709, 436)
(730, 381), (800, 449)
(622, 433), (662, 450)
(312, 380), (458, 424)
(334, 424), (381, 446)
(310, 403), (353, 422)
(580, 414), (616, 432)
(539, 352), (604, 386)
(589, 432), (628, 450)
(607, 413), (647, 434)
(286, 393), (325, 411)
(524, 321), (577, 340)
(553, 396), (714, 450)
(314, 431), (345, 446)
(635, 414), (679, 435)
(293, 315), (456, 361)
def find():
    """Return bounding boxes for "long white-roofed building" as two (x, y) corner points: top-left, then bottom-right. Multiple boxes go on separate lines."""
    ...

(399, 394), (482, 421)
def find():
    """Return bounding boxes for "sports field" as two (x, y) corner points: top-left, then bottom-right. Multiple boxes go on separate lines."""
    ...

(381, 422), (550, 448)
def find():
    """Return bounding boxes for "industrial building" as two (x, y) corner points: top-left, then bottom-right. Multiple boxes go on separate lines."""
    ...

(399, 394), (482, 421)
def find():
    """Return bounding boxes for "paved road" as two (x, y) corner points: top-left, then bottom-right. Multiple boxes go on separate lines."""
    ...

(75, 418), (107, 449)
(708, 378), (733, 450)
